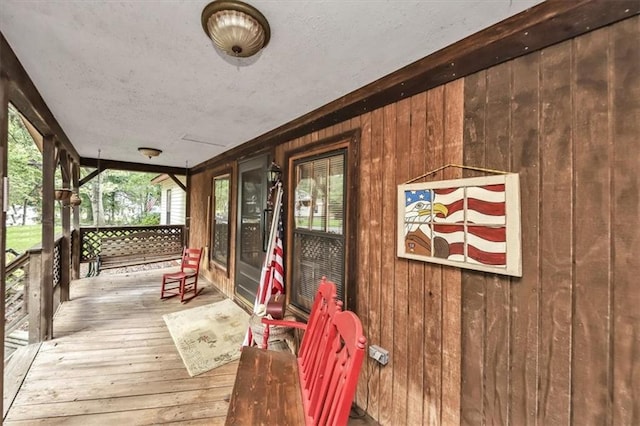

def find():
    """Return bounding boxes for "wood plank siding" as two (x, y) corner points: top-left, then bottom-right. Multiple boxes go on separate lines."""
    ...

(190, 16), (639, 425)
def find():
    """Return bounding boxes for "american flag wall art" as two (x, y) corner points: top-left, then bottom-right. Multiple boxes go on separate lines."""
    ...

(397, 174), (521, 277)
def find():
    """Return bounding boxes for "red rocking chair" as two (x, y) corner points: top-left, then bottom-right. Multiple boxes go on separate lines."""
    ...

(160, 247), (203, 303)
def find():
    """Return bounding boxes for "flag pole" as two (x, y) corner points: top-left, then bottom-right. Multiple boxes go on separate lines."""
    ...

(244, 183), (283, 346)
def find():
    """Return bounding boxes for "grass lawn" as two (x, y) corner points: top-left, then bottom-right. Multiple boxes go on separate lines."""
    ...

(6, 224), (62, 255)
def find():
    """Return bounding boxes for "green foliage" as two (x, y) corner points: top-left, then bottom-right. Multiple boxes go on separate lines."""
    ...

(78, 168), (161, 226)
(7, 106), (42, 225)
(139, 212), (161, 225)
(6, 224), (61, 254)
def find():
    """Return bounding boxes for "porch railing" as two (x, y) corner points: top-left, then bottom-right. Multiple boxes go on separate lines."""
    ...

(4, 235), (64, 356)
(5, 252), (30, 336)
(78, 225), (184, 275)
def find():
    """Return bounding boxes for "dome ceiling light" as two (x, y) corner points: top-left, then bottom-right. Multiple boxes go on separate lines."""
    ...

(138, 147), (162, 159)
(201, 0), (270, 58)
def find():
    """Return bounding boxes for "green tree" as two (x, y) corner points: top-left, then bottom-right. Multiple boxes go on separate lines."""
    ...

(7, 106), (42, 225)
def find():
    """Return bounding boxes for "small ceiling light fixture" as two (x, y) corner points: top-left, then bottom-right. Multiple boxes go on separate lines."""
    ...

(201, 0), (270, 58)
(138, 147), (163, 159)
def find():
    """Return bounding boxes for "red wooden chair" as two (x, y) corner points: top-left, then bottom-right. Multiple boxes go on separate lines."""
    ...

(160, 247), (203, 303)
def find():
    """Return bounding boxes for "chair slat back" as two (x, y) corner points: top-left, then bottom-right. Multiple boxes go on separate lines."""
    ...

(181, 247), (202, 273)
(296, 277), (366, 426)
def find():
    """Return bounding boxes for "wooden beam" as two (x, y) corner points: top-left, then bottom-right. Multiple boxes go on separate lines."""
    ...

(0, 33), (79, 162)
(80, 157), (187, 176)
(0, 75), (10, 420)
(192, 0), (639, 174)
(168, 174), (186, 192)
(41, 135), (55, 341)
(79, 168), (103, 187)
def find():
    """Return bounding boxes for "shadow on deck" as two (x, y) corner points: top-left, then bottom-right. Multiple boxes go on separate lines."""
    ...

(3, 268), (378, 425)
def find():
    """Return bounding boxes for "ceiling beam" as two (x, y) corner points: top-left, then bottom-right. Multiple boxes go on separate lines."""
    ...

(192, 0), (639, 174)
(78, 168), (102, 187)
(80, 157), (187, 176)
(0, 33), (80, 162)
(168, 174), (187, 192)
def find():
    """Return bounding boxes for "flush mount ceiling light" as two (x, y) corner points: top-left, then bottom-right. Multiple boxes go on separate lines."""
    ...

(201, 0), (270, 58)
(138, 147), (162, 159)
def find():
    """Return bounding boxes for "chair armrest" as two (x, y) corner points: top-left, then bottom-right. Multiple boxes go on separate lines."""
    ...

(260, 318), (307, 349)
(261, 318), (307, 330)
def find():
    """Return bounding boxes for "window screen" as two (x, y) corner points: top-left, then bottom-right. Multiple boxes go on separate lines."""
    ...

(291, 150), (346, 312)
(212, 174), (230, 268)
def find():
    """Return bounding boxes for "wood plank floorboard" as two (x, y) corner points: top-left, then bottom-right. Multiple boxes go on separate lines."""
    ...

(4, 269), (236, 425)
(5, 268), (380, 425)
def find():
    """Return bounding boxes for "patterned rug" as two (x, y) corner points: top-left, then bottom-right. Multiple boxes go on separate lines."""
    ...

(163, 299), (249, 376)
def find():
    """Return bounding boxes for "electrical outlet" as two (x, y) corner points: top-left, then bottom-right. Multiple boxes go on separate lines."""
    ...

(368, 344), (389, 365)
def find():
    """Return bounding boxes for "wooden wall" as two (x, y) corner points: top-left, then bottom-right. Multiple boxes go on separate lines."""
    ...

(189, 15), (639, 425)
(460, 17), (639, 426)
(189, 160), (237, 297)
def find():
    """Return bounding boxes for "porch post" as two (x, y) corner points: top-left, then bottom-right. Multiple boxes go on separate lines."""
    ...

(0, 75), (10, 419)
(60, 153), (71, 302)
(27, 248), (43, 343)
(71, 161), (80, 280)
(184, 168), (190, 247)
(41, 135), (55, 340)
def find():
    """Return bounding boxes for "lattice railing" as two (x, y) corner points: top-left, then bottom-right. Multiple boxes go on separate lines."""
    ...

(79, 225), (185, 262)
(5, 252), (30, 335)
(53, 236), (62, 287)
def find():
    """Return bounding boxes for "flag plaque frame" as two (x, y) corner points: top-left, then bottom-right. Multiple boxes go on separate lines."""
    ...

(397, 173), (522, 277)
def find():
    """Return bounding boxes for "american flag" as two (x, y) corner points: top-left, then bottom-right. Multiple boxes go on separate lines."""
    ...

(404, 184), (507, 266)
(270, 213), (285, 295)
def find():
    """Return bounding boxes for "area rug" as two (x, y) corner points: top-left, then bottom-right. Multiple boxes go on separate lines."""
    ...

(163, 299), (249, 376)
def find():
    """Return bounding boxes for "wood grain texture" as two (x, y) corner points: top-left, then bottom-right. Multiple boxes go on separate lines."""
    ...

(461, 70), (487, 426)
(391, 97), (412, 424)
(355, 111), (372, 409)
(424, 86), (444, 426)
(407, 92), (427, 426)
(484, 60), (512, 426)
(366, 106), (384, 419)
(611, 15), (640, 426)
(4, 269), (232, 424)
(508, 51), (540, 426)
(378, 102), (397, 426)
(441, 79), (464, 426)
(225, 347), (305, 426)
(538, 40), (573, 426)
(0, 76), (7, 420)
(572, 27), (612, 426)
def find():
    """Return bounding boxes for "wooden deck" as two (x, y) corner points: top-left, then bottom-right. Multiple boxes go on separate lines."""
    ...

(4, 268), (378, 425)
(4, 268), (234, 425)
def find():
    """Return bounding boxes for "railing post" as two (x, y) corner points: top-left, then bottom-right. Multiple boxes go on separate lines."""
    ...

(72, 229), (80, 280)
(60, 154), (71, 302)
(27, 249), (45, 343)
(42, 135), (55, 340)
(72, 162), (81, 280)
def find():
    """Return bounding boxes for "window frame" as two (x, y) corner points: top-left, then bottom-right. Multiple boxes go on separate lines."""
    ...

(284, 130), (360, 317)
(210, 172), (232, 271)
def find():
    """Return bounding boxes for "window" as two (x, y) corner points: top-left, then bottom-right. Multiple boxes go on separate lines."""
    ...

(166, 189), (171, 224)
(291, 150), (346, 312)
(211, 174), (231, 268)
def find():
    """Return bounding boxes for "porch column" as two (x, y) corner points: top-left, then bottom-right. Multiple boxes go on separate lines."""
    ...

(60, 152), (71, 302)
(41, 134), (55, 340)
(0, 75), (10, 419)
(71, 160), (80, 280)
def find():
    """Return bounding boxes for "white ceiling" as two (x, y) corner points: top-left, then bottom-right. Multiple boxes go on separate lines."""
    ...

(0, 0), (543, 168)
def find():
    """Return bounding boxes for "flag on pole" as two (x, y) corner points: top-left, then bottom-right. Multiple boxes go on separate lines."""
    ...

(243, 182), (284, 346)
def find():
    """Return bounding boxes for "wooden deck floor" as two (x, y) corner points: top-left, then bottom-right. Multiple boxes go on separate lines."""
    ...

(4, 269), (378, 425)
(4, 269), (235, 425)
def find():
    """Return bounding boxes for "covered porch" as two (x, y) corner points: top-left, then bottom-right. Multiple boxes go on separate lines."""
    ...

(3, 268), (376, 424)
